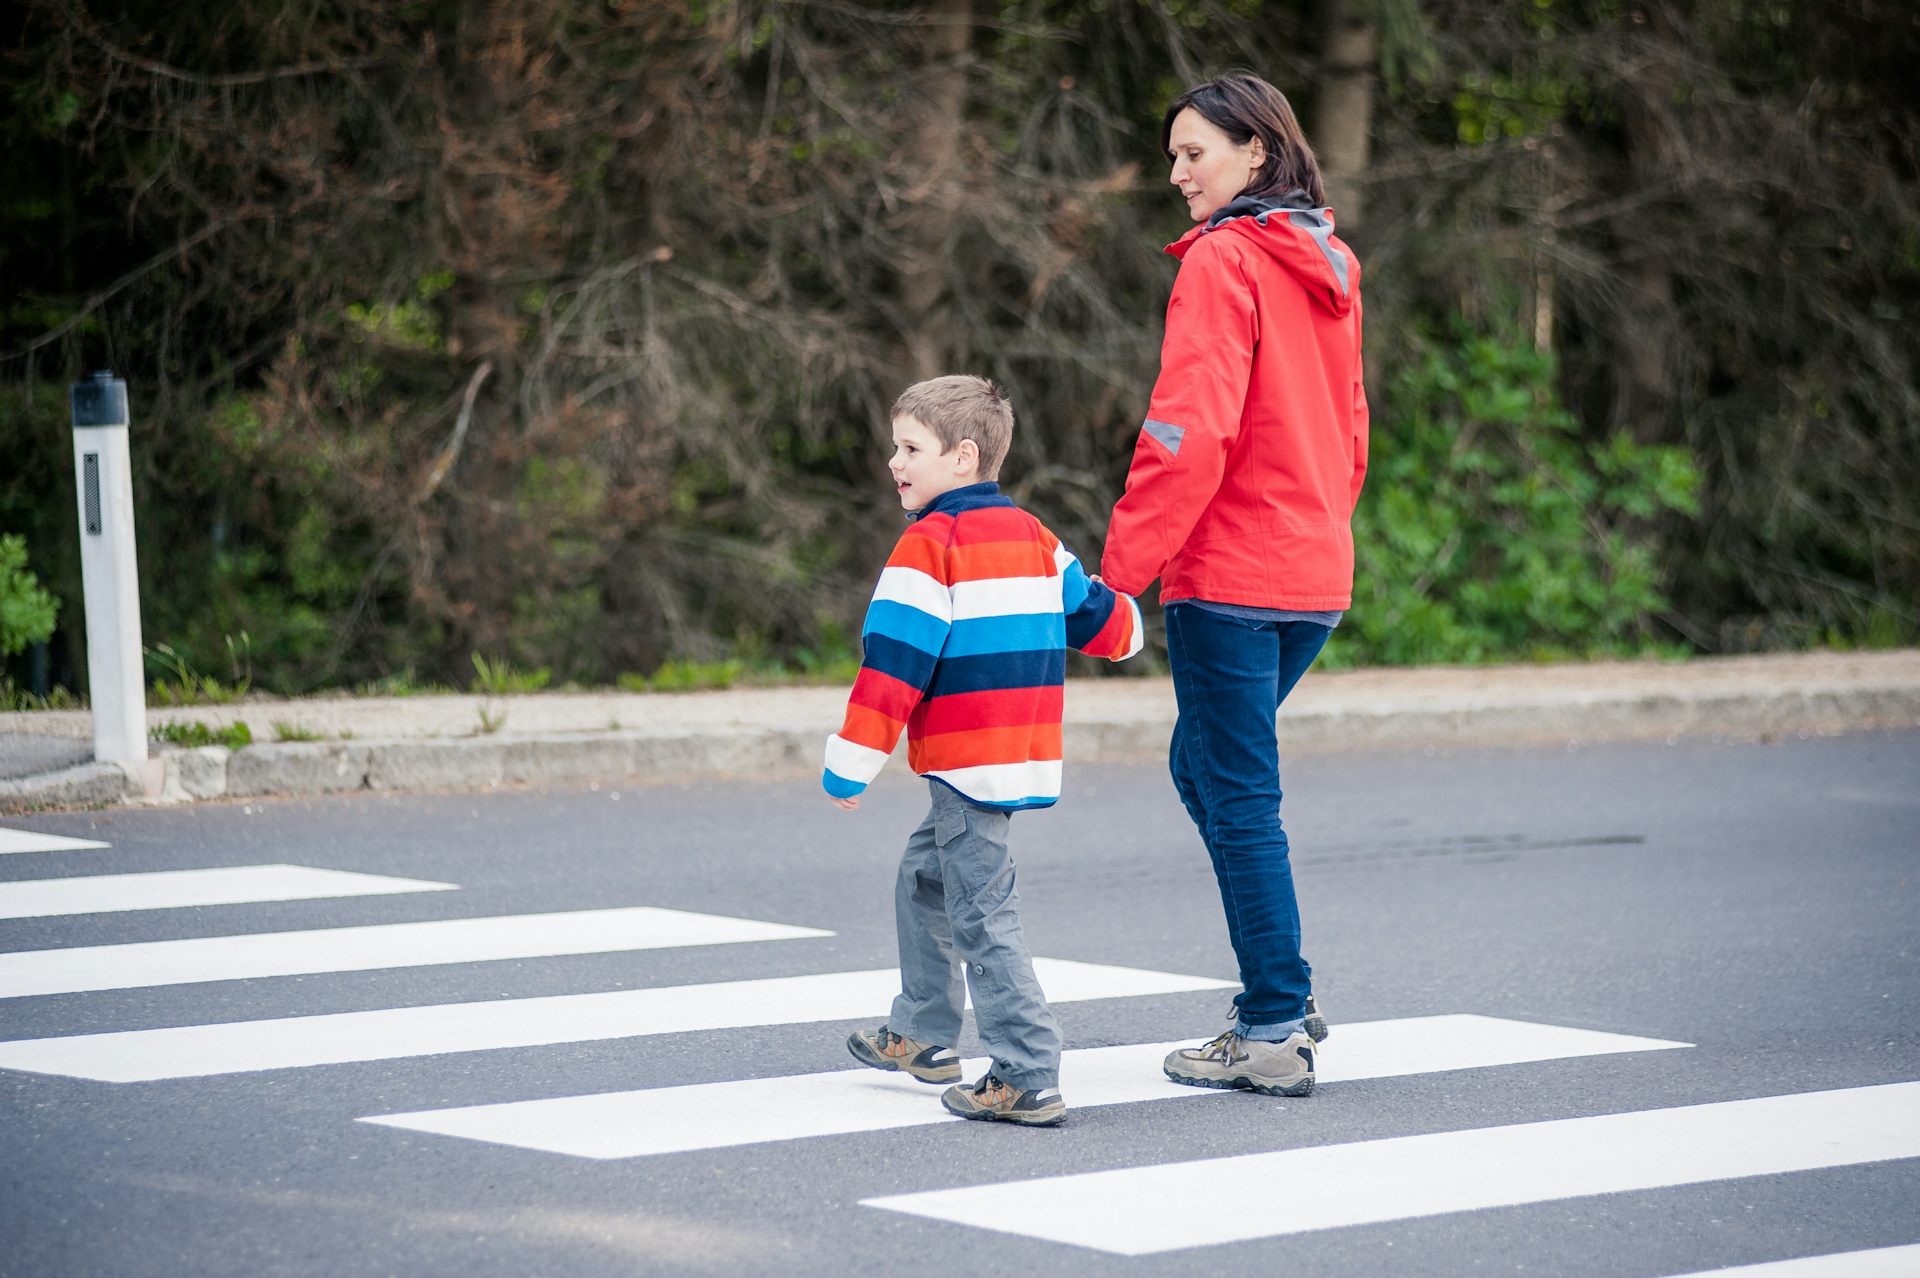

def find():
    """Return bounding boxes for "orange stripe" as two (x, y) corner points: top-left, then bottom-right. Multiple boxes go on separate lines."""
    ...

(884, 526), (950, 577)
(948, 539), (1054, 583)
(911, 723), (1063, 771)
(836, 702), (904, 753)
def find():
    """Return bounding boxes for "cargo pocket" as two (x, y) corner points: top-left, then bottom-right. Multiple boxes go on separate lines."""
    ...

(934, 802), (969, 848)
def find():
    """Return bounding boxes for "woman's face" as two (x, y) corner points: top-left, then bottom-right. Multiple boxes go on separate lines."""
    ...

(1167, 107), (1266, 223)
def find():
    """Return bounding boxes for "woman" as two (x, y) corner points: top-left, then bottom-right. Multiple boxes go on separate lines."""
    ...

(1100, 73), (1368, 1097)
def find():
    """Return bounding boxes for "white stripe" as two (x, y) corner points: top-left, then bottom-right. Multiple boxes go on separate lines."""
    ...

(949, 575), (1060, 621)
(1052, 542), (1077, 576)
(864, 1082), (1920, 1256)
(824, 734), (891, 782)
(0, 906), (832, 999)
(871, 565), (951, 622)
(1664, 1247), (1920, 1278)
(926, 759), (1063, 804)
(1666, 1243), (1920, 1274)
(0, 958), (1231, 1081)
(0, 827), (110, 855)
(0, 864), (455, 920)
(360, 1014), (1689, 1160)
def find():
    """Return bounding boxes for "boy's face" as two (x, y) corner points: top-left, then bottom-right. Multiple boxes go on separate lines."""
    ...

(888, 414), (978, 511)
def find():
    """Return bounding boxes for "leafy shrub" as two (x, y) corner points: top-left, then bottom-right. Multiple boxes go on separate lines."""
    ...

(1335, 326), (1700, 667)
(0, 534), (59, 657)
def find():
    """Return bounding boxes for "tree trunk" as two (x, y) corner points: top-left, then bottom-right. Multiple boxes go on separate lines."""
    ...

(896, 0), (973, 382)
(1313, 0), (1377, 229)
(1611, 3), (1682, 443)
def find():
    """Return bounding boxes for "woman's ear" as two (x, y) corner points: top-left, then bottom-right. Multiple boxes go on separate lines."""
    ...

(953, 438), (981, 477)
(1247, 136), (1267, 175)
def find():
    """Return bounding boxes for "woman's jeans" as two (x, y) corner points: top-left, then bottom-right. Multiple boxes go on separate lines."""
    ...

(1166, 603), (1330, 1041)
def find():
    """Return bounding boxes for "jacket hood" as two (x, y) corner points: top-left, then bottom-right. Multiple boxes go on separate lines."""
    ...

(1166, 190), (1358, 317)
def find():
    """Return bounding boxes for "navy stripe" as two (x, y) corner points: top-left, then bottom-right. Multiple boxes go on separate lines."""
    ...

(862, 632), (938, 690)
(1065, 586), (1117, 650)
(924, 648), (1065, 698)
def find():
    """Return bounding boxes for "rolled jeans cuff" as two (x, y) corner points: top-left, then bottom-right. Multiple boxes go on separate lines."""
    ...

(1237, 1017), (1305, 1042)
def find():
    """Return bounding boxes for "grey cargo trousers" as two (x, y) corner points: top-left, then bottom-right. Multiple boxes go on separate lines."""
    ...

(888, 780), (1062, 1090)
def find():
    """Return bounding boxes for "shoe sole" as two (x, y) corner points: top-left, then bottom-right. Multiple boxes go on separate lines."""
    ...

(845, 1033), (959, 1085)
(1305, 1012), (1329, 1043)
(941, 1099), (1068, 1127)
(1162, 1067), (1315, 1098)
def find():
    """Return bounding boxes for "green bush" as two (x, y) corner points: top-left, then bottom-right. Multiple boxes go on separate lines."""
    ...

(151, 719), (253, 750)
(0, 533), (59, 657)
(1335, 326), (1700, 667)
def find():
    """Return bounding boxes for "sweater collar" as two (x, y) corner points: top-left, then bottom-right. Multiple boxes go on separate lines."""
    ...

(908, 481), (1009, 521)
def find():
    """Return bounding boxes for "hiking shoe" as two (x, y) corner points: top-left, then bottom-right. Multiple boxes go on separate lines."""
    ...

(1304, 993), (1329, 1044)
(1165, 1029), (1316, 1097)
(940, 1073), (1068, 1126)
(1223, 993), (1330, 1044)
(846, 1025), (960, 1085)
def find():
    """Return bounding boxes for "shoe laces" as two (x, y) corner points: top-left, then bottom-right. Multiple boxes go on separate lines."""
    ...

(972, 1073), (1015, 1104)
(1196, 1030), (1246, 1064)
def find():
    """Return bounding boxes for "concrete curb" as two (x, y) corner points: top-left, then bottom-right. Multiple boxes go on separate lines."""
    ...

(0, 762), (134, 812)
(3, 651), (1916, 814)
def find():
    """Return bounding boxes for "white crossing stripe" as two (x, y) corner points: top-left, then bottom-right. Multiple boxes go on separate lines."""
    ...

(0, 906), (833, 999)
(360, 1014), (1690, 1160)
(0, 864), (455, 919)
(0, 827), (110, 855)
(0, 958), (1230, 1080)
(1664, 1246), (1920, 1278)
(863, 1081), (1920, 1255)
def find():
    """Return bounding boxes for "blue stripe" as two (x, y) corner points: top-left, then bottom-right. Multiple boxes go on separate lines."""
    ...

(863, 598), (949, 655)
(861, 633), (938, 690)
(942, 612), (1065, 658)
(1059, 555), (1091, 615)
(924, 648), (1064, 698)
(822, 769), (867, 799)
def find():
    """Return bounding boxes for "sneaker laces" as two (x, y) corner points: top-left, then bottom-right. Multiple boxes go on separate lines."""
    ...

(972, 1073), (1015, 1104)
(1196, 1030), (1245, 1063)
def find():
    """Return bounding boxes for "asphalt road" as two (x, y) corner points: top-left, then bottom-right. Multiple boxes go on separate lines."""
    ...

(2, 730), (1916, 1277)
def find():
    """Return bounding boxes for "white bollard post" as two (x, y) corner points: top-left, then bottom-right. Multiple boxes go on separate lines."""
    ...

(69, 370), (150, 783)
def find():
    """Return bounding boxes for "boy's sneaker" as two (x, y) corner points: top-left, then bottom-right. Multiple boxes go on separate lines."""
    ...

(1164, 1030), (1316, 1097)
(846, 1025), (960, 1085)
(940, 1073), (1068, 1126)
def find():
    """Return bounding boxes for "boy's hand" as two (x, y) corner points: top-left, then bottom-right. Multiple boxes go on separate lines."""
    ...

(829, 795), (860, 811)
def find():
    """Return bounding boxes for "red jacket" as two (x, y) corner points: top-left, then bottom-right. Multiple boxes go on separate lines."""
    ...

(1101, 194), (1368, 610)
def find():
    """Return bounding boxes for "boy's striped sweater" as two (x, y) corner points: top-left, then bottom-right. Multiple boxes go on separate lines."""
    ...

(823, 482), (1144, 811)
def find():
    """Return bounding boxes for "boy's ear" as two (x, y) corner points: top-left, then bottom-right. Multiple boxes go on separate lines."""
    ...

(952, 438), (980, 476)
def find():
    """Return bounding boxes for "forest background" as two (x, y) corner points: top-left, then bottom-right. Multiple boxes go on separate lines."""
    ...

(1, 0), (1915, 707)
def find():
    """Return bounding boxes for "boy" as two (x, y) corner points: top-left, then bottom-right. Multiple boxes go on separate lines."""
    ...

(824, 374), (1144, 1127)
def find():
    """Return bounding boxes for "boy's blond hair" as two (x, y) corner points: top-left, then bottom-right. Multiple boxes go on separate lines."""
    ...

(891, 375), (1014, 482)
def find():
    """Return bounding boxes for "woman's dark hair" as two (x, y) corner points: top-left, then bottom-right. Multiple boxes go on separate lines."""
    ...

(1162, 73), (1325, 208)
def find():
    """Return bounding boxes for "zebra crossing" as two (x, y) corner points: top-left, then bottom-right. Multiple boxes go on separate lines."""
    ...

(2, 818), (1914, 1272)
